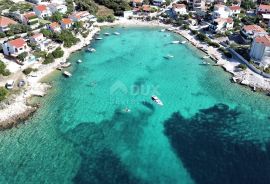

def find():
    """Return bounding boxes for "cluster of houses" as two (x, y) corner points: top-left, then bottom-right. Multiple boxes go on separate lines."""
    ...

(126, 0), (270, 66)
(0, 0), (96, 63)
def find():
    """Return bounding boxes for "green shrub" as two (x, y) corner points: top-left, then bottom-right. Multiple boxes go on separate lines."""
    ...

(22, 67), (37, 75)
(238, 63), (247, 70)
(0, 61), (10, 76)
(0, 87), (8, 101)
(52, 47), (64, 58)
(208, 41), (220, 48)
(43, 53), (54, 64)
(17, 52), (28, 62)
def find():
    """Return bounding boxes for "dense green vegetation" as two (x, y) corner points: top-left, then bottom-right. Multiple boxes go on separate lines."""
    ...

(238, 63), (247, 70)
(57, 30), (80, 48)
(43, 53), (54, 64)
(97, 15), (115, 22)
(17, 52), (28, 62)
(0, 61), (10, 76)
(75, 0), (98, 14)
(7, 24), (30, 36)
(94, 0), (130, 16)
(52, 47), (64, 58)
(0, 87), (8, 101)
(51, 12), (63, 22)
(22, 67), (37, 75)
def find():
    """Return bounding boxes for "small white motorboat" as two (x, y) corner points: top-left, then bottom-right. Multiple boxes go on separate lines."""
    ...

(77, 59), (82, 63)
(202, 55), (210, 59)
(181, 41), (187, 44)
(201, 61), (211, 65)
(63, 71), (72, 77)
(171, 41), (180, 44)
(87, 48), (96, 52)
(104, 32), (110, 36)
(96, 37), (103, 40)
(160, 29), (166, 32)
(61, 62), (71, 68)
(151, 95), (163, 106)
(164, 55), (174, 59)
(114, 32), (120, 35)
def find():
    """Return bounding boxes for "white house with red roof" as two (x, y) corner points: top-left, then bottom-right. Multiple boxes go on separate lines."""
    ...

(240, 25), (267, 42)
(172, 4), (187, 15)
(250, 35), (270, 65)
(229, 5), (241, 16)
(69, 11), (92, 22)
(2, 38), (28, 57)
(47, 22), (61, 33)
(60, 18), (73, 29)
(21, 12), (39, 29)
(33, 5), (51, 18)
(29, 33), (48, 51)
(209, 17), (234, 33)
(257, 4), (270, 14)
(0, 16), (17, 33)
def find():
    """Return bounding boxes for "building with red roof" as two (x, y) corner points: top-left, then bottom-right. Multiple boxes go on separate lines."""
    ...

(240, 25), (267, 42)
(60, 18), (73, 30)
(22, 12), (39, 29)
(229, 5), (241, 16)
(33, 5), (51, 18)
(209, 18), (234, 33)
(47, 22), (61, 33)
(250, 35), (270, 65)
(69, 11), (94, 22)
(172, 4), (187, 15)
(257, 4), (270, 14)
(2, 38), (28, 57)
(0, 16), (17, 33)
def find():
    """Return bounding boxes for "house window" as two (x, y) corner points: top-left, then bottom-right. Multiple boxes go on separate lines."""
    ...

(15, 48), (18, 52)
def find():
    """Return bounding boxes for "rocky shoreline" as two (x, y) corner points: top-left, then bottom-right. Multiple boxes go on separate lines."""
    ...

(0, 26), (100, 129)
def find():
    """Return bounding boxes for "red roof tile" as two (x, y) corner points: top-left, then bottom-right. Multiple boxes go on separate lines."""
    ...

(243, 25), (266, 33)
(142, 5), (151, 12)
(255, 35), (270, 47)
(50, 22), (60, 29)
(8, 38), (26, 48)
(24, 12), (36, 19)
(35, 5), (47, 12)
(61, 18), (72, 24)
(258, 4), (270, 11)
(229, 5), (241, 11)
(173, 3), (186, 9)
(0, 16), (17, 27)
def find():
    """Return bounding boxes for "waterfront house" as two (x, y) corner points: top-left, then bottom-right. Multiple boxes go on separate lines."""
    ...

(212, 4), (230, 19)
(48, 22), (61, 33)
(262, 14), (270, 27)
(48, 3), (67, 14)
(0, 16), (17, 33)
(124, 11), (134, 18)
(209, 17), (234, 33)
(30, 33), (48, 51)
(188, 0), (206, 12)
(60, 18), (73, 29)
(250, 35), (270, 65)
(26, 0), (41, 4)
(257, 4), (270, 14)
(142, 5), (151, 13)
(2, 38), (28, 57)
(153, 0), (166, 6)
(229, 5), (241, 16)
(22, 12), (39, 29)
(131, 0), (143, 7)
(240, 25), (267, 42)
(172, 4), (187, 15)
(69, 11), (91, 22)
(50, 0), (66, 4)
(33, 5), (51, 18)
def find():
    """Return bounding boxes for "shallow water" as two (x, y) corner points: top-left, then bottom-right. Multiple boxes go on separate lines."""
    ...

(0, 27), (270, 184)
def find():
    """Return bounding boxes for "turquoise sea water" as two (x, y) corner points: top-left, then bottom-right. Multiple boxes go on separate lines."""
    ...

(1, 27), (270, 184)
